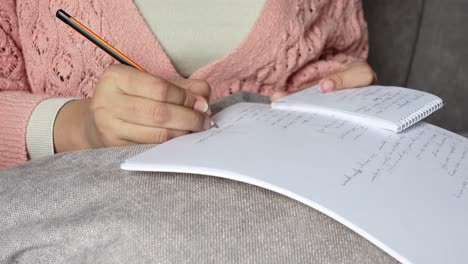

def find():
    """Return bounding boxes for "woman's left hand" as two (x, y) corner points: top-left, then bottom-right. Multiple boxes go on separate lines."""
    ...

(271, 61), (377, 101)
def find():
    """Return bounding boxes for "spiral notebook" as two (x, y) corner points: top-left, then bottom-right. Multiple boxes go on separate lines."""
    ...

(272, 85), (443, 132)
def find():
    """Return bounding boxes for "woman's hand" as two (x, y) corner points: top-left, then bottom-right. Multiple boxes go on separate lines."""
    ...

(53, 64), (213, 153)
(271, 61), (377, 101)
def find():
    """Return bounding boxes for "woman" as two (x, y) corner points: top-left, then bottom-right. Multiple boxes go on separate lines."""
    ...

(0, 0), (375, 168)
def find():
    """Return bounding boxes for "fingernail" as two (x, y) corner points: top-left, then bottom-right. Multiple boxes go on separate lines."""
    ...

(319, 80), (334, 93)
(194, 98), (209, 113)
(203, 117), (212, 130)
(206, 108), (213, 116)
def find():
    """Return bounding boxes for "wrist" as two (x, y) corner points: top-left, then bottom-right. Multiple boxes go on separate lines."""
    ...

(53, 99), (89, 153)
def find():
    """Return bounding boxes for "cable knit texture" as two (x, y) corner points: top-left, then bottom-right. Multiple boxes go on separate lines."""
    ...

(0, 0), (368, 168)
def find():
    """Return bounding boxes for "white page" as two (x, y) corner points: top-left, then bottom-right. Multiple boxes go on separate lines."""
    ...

(272, 85), (443, 132)
(122, 103), (468, 264)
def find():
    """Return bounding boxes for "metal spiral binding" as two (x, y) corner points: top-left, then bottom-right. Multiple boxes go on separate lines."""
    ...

(397, 100), (444, 132)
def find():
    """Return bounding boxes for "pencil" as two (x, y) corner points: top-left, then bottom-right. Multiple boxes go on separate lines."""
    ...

(56, 9), (218, 128)
(56, 9), (145, 71)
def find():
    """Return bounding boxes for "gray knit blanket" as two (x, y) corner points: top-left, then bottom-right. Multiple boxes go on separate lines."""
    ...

(0, 93), (397, 264)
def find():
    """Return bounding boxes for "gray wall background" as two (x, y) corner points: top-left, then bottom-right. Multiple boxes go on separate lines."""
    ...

(363, 0), (468, 133)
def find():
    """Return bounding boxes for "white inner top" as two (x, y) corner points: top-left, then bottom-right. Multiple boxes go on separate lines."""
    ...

(133, 0), (265, 77)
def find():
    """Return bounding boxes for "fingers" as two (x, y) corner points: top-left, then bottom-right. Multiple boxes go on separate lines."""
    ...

(113, 119), (189, 144)
(169, 79), (211, 101)
(113, 95), (212, 131)
(103, 64), (209, 113)
(319, 61), (376, 93)
(92, 109), (189, 146)
(271, 62), (375, 101)
(169, 79), (212, 115)
(270, 80), (322, 101)
(87, 65), (215, 150)
(270, 91), (290, 102)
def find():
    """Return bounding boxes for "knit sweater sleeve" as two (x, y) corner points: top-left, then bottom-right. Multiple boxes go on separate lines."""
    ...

(0, 1), (51, 168)
(319, 0), (369, 73)
(323, 0), (369, 66)
(286, 0), (369, 91)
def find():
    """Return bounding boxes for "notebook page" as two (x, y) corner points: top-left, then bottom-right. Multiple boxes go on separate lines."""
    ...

(122, 103), (468, 264)
(272, 85), (443, 132)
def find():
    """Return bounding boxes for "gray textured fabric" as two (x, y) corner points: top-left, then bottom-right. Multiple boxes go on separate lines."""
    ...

(0, 93), (397, 263)
(363, 0), (468, 133)
(407, 0), (468, 132)
(363, 0), (424, 87)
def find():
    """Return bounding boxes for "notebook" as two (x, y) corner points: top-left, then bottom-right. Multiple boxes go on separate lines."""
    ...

(272, 85), (443, 132)
(121, 87), (467, 264)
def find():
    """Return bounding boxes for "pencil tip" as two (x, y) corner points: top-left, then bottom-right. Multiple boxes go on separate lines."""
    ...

(210, 121), (219, 128)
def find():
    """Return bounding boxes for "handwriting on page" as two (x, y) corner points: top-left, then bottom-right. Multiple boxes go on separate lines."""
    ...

(454, 178), (468, 199)
(199, 103), (468, 199)
(349, 88), (425, 115)
(343, 125), (468, 199)
(299, 86), (427, 115)
(194, 104), (266, 144)
(198, 104), (371, 143)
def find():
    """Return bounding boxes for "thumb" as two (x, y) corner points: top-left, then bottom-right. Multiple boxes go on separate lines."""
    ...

(270, 91), (290, 102)
(319, 61), (376, 93)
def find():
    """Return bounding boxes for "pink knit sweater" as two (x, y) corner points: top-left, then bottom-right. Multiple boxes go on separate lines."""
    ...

(0, 0), (368, 168)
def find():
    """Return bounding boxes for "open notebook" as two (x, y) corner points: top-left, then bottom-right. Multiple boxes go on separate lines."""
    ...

(272, 85), (443, 132)
(122, 87), (466, 264)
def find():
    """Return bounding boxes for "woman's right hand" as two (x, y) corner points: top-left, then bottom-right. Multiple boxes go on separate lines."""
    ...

(53, 64), (213, 153)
